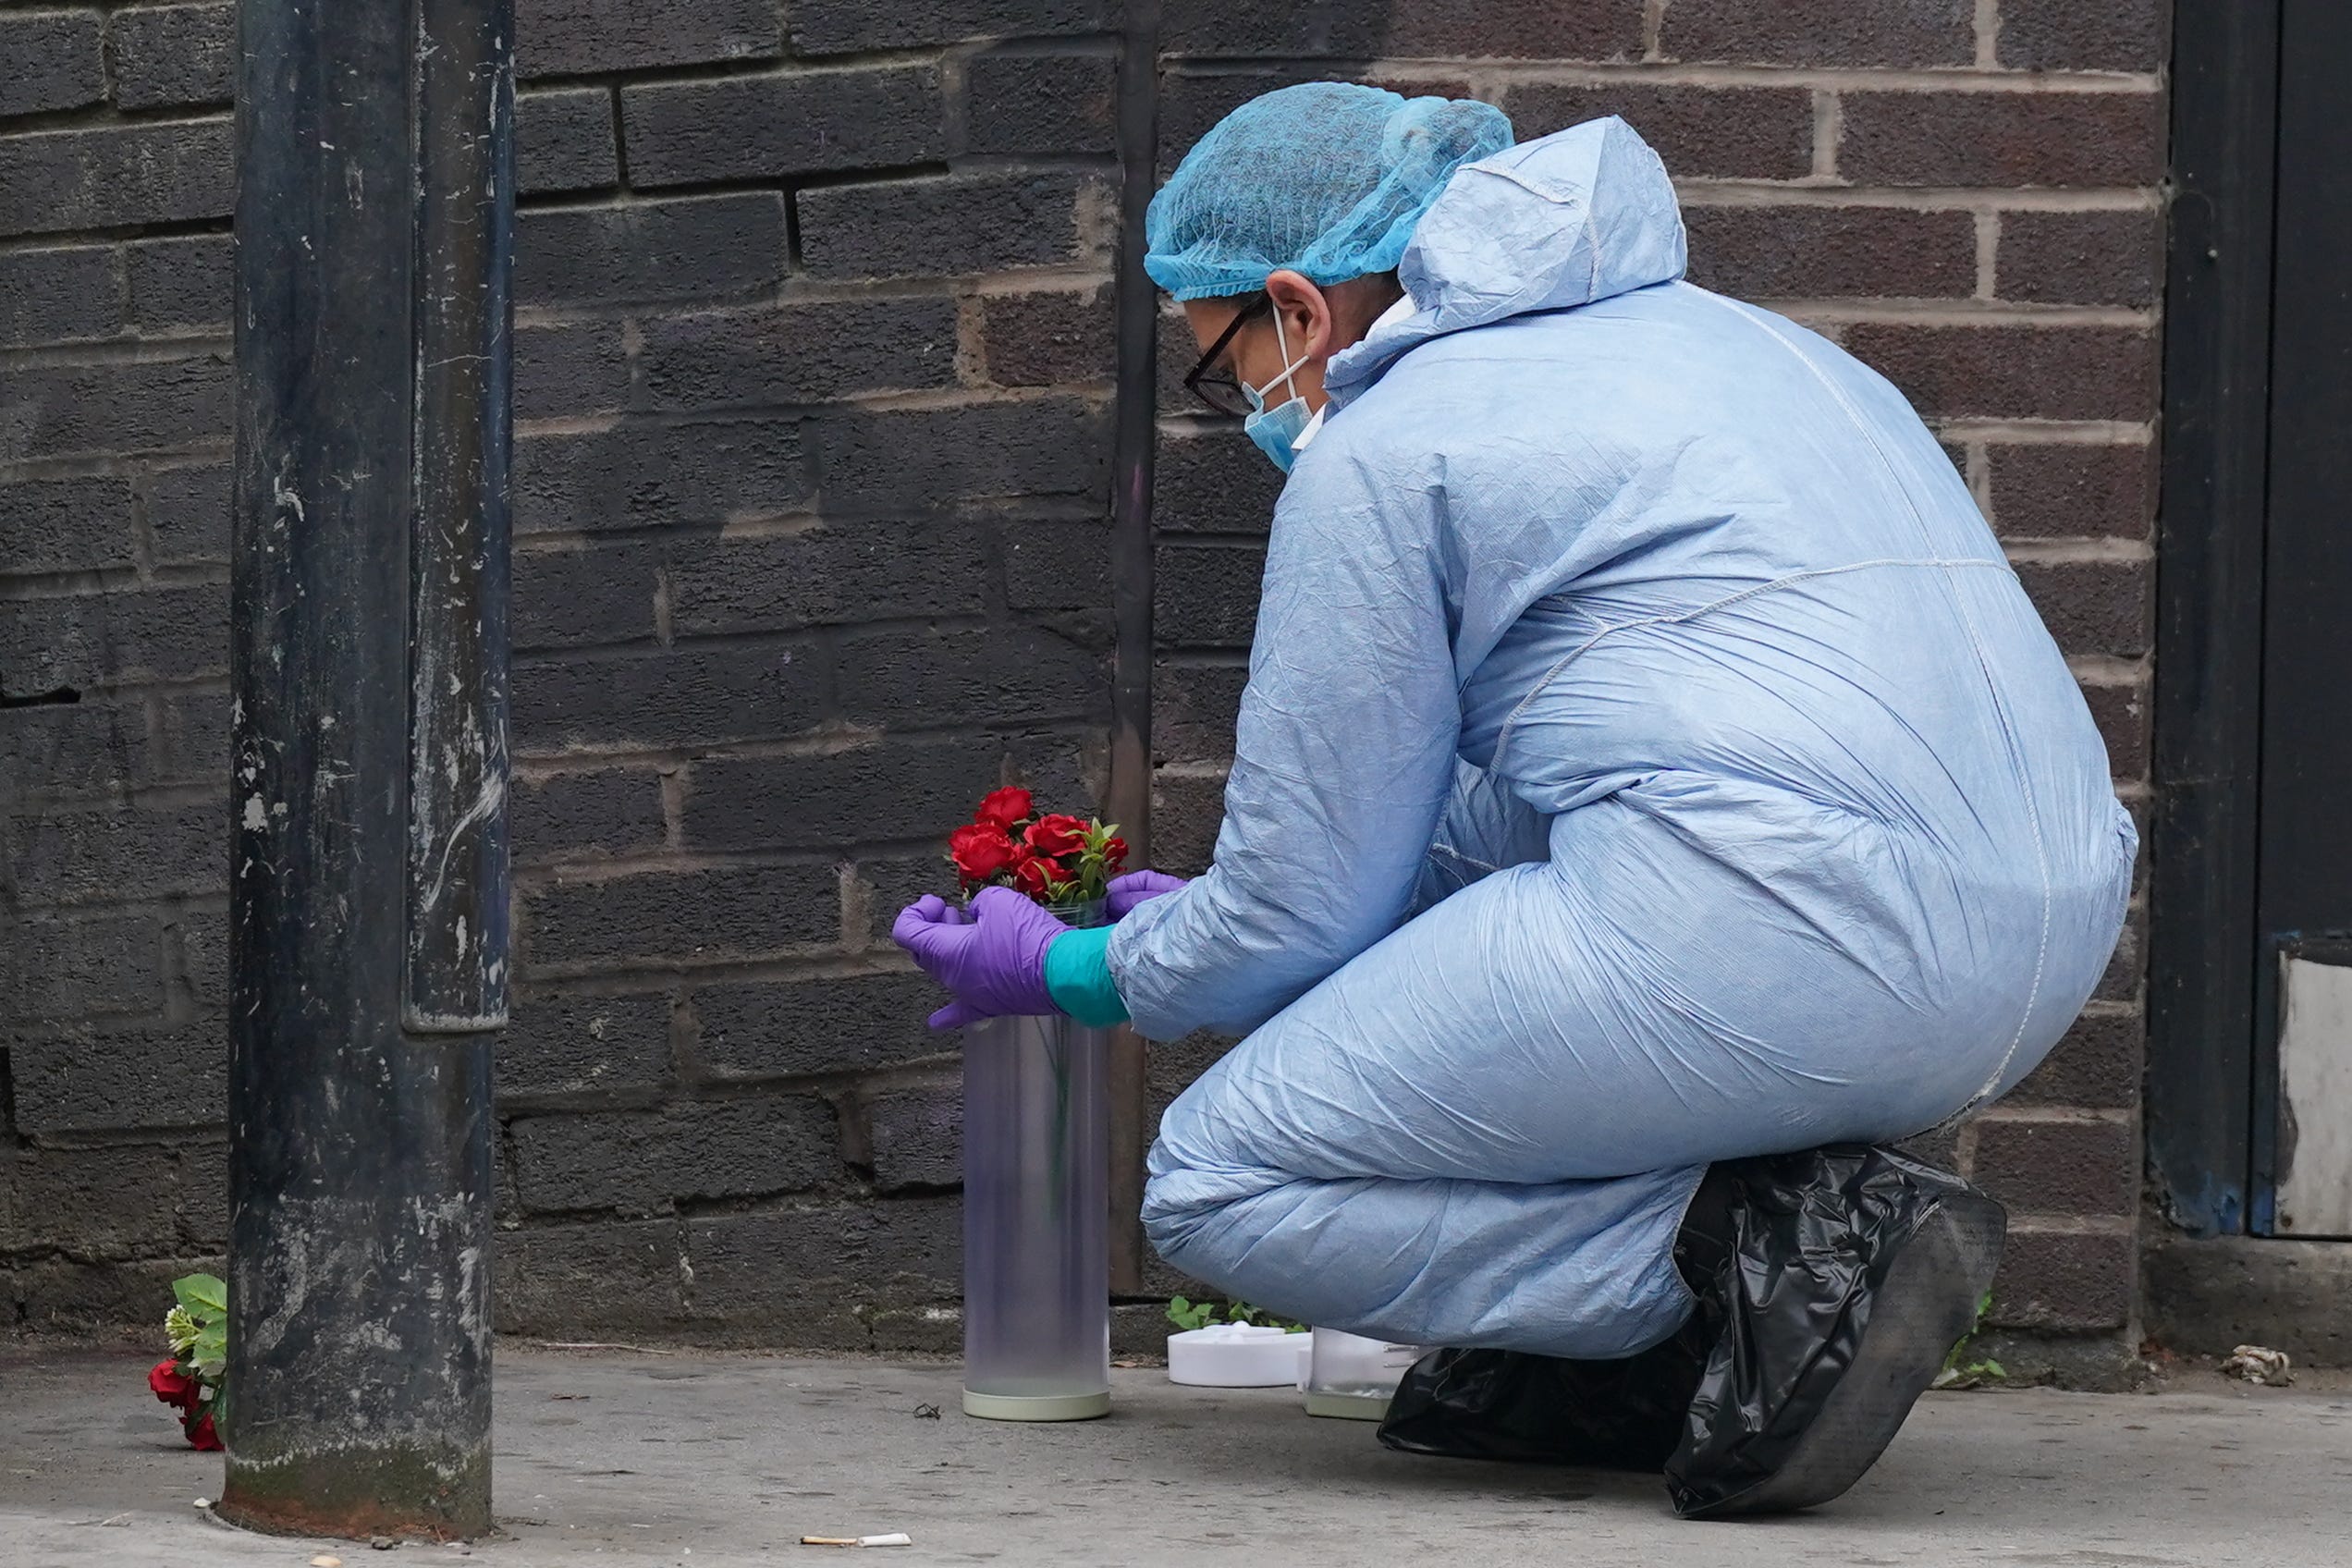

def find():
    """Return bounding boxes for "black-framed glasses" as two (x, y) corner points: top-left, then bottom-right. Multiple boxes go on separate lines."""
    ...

(1182, 291), (1271, 418)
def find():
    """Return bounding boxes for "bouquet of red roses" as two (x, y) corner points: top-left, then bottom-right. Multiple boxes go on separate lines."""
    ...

(948, 787), (1127, 907)
(150, 1271), (226, 1451)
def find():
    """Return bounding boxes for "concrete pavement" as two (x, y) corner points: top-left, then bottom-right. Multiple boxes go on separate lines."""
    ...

(4, 1346), (2346, 1566)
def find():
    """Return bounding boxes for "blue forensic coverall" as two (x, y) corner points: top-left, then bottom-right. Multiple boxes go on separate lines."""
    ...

(1107, 117), (2138, 1361)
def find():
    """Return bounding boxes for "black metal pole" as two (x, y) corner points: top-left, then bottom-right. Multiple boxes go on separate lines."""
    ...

(223, 0), (513, 1540)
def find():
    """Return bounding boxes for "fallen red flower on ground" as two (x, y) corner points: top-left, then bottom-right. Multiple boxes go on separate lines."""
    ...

(149, 1358), (198, 1412)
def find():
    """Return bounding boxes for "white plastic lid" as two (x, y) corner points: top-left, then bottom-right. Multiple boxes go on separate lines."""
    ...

(1180, 1323), (1293, 1342)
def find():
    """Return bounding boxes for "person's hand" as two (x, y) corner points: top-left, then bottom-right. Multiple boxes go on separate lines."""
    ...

(1107, 869), (1189, 920)
(891, 888), (1069, 1030)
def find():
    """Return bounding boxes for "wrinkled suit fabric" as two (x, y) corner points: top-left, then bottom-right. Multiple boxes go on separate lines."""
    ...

(1109, 117), (2136, 1360)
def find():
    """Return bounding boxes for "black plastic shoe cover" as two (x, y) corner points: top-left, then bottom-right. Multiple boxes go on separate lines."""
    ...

(1374, 1323), (1710, 1473)
(1375, 1145), (2003, 1513)
(1663, 1145), (2002, 1513)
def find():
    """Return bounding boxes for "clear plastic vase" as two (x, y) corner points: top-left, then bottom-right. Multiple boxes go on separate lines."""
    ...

(961, 902), (1111, 1421)
(1304, 1328), (1426, 1421)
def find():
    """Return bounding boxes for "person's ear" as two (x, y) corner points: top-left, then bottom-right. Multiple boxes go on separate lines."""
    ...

(1264, 269), (1333, 360)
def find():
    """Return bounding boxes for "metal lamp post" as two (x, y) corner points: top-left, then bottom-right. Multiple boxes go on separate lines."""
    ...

(221, 0), (515, 1538)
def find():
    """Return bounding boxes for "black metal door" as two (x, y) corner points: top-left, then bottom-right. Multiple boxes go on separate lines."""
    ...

(2250, 0), (2352, 1237)
(2151, 0), (2352, 1238)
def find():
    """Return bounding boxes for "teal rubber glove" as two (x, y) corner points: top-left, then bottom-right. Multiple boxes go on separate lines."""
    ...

(1043, 925), (1130, 1027)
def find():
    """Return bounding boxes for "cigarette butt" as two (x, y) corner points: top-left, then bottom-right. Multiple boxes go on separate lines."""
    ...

(800, 1535), (912, 1549)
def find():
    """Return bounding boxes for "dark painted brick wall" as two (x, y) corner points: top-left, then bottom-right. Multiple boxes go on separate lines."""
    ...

(3, 0), (2163, 1352)
(2, 0), (1115, 1349)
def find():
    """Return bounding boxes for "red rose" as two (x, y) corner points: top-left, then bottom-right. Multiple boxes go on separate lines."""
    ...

(185, 1410), (222, 1452)
(1012, 853), (1057, 900)
(150, 1358), (199, 1411)
(1103, 836), (1129, 874)
(949, 823), (1020, 883)
(1024, 814), (1088, 858)
(974, 787), (1034, 832)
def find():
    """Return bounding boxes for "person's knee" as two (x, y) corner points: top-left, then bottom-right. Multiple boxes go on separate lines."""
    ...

(1140, 1170), (1229, 1293)
(1138, 1159), (1194, 1264)
(1139, 1133), (1299, 1291)
(1138, 1138), (1229, 1263)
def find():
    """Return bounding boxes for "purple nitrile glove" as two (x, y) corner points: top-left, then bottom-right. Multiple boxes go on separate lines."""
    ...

(1106, 869), (1188, 920)
(891, 886), (1069, 1030)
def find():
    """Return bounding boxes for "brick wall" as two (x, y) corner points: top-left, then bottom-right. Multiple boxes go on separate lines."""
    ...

(3, 1), (2162, 1356)
(1, 0), (1123, 1347)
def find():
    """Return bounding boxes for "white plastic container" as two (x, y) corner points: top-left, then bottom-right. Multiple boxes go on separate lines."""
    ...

(1303, 1328), (1425, 1420)
(1166, 1324), (1309, 1388)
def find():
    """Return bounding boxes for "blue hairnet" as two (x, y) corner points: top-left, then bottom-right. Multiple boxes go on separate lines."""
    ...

(1145, 82), (1515, 300)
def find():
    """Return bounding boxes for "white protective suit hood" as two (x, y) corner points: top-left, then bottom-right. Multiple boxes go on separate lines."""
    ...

(1327, 115), (1688, 403)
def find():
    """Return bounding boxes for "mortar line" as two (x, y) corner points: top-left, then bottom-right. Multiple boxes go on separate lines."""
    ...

(1976, 0), (2003, 68)
(1779, 299), (2152, 327)
(0, 336), (231, 371)
(2066, 655), (2151, 684)
(510, 718), (1102, 775)
(1675, 181), (2160, 212)
(2002, 538), (2154, 565)
(1964, 439), (1992, 517)
(2002, 1214), (2136, 1235)
(1929, 417), (2155, 444)
(1975, 1104), (2137, 1125)
(1202, 57), (2162, 93)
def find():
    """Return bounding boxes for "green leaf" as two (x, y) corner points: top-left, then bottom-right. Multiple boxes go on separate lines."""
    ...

(1167, 1295), (1214, 1332)
(174, 1273), (227, 1317)
(1974, 1358), (2006, 1380)
(1167, 1295), (1311, 1334)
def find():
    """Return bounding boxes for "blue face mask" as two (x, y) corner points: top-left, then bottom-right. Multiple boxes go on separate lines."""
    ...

(1241, 309), (1316, 475)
